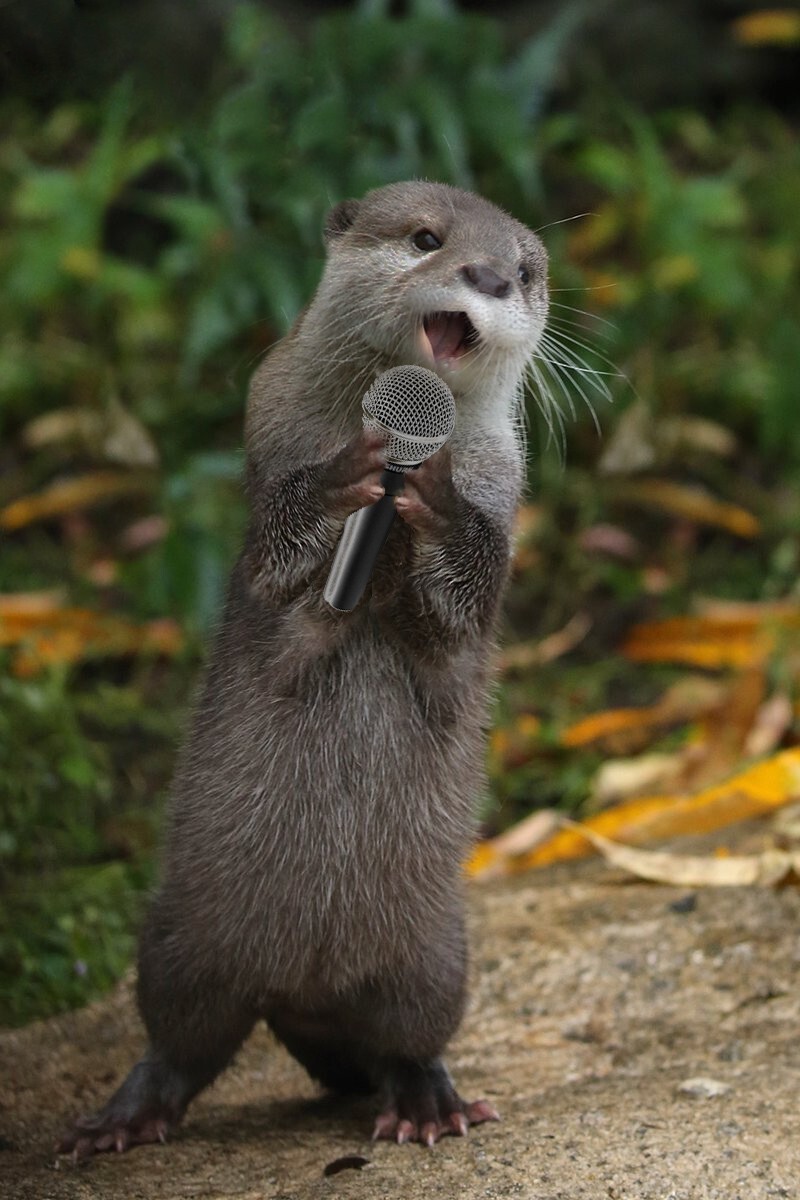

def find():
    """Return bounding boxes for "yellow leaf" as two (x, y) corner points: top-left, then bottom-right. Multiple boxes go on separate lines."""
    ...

(732, 10), (800, 45)
(0, 591), (66, 618)
(612, 479), (760, 538)
(562, 706), (664, 747)
(622, 612), (800, 669)
(516, 748), (800, 871)
(0, 471), (156, 530)
(465, 810), (560, 880)
(561, 676), (725, 748)
(0, 605), (183, 673)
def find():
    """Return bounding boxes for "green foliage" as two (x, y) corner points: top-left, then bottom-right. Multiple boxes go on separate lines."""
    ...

(0, 667), (186, 1025)
(1, 2), (800, 1025)
(0, 860), (148, 1025)
(540, 104), (800, 459)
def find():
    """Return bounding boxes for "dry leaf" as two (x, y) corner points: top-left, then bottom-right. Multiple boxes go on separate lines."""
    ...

(0, 591), (66, 617)
(560, 818), (798, 887)
(578, 524), (640, 560)
(658, 416), (737, 460)
(732, 10), (800, 46)
(743, 692), (793, 759)
(620, 612), (800, 670)
(0, 604), (183, 674)
(694, 598), (800, 621)
(597, 404), (736, 477)
(516, 748), (800, 871)
(591, 753), (691, 807)
(561, 676), (725, 749)
(610, 479), (760, 538)
(597, 399), (657, 475)
(500, 613), (591, 673)
(0, 471), (156, 530)
(465, 810), (560, 880)
(22, 401), (158, 468)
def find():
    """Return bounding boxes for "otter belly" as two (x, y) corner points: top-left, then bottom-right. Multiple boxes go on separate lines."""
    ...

(163, 616), (484, 998)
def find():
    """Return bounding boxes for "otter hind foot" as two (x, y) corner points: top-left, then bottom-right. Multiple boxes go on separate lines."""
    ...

(371, 1059), (499, 1146)
(56, 1055), (190, 1160)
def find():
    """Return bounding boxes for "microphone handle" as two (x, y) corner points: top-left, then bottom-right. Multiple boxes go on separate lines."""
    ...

(323, 468), (407, 612)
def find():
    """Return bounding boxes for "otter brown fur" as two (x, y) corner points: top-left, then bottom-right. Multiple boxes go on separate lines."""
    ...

(58, 180), (549, 1155)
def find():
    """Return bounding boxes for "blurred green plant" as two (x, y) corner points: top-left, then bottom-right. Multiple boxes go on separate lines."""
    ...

(1, 0), (800, 1026)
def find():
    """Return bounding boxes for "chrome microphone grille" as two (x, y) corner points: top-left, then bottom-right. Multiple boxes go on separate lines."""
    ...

(362, 366), (456, 467)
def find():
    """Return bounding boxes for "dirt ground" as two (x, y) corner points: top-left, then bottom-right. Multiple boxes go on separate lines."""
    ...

(3, 828), (799, 1200)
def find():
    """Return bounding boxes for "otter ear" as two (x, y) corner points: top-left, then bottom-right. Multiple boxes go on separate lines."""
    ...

(323, 198), (360, 243)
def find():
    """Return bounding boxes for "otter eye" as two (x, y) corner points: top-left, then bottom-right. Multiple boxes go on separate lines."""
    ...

(518, 264), (530, 286)
(412, 228), (442, 252)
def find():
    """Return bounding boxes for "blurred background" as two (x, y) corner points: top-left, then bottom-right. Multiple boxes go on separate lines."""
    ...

(1, 0), (799, 1027)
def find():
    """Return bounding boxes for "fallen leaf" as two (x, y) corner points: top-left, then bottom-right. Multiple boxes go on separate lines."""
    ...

(561, 676), (725, 749)
(0, 471), (157, 530)
(597, 399), (657, 475)
(610, 479), (760, 538)
(743, 692), (793, 759)
(0, 605), (183, 674)
(590, 753), (691, 807)
(732, 10), (800, 46)
(22, 401), (158, 468)
(578, 524), (641, 560)
(621, 612), (800, 670)
(500, 613), (591, 673)
(0, 591), (66, 617)
(515, 749), (800, 871)
(560, 818), (798, 886)
(465, 810), (560, 880)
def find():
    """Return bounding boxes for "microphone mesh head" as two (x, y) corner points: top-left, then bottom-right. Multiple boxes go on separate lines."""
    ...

(362, 366), (456, 466)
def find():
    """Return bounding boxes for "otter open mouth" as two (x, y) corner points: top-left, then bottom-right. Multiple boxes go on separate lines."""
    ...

(420, 311), (480, 365)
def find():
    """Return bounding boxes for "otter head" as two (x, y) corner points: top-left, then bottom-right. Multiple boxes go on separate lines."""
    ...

(317, 181), (548, 410)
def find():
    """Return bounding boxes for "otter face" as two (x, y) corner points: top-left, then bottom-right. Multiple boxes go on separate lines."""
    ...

(321, 181), (549, 397)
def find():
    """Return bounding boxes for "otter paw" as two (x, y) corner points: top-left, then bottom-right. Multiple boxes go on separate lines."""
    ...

(57, 1112), (171, 1161)
(371, 1060), (499, 1146)
(394, 448), (459, 541)
(324, 429), (388, 518)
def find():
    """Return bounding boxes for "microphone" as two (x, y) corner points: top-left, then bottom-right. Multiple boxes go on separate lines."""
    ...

(323, 365), (456, 612)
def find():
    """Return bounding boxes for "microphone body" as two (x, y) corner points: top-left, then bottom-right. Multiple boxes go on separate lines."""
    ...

(323, 468), (406, 612)
(323, 366), (455, 613)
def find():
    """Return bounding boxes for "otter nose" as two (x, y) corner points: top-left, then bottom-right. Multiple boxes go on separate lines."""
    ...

(461, 263), (511, 299)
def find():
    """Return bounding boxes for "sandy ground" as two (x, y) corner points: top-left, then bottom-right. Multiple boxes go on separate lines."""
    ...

(3, 832), (799, 1200)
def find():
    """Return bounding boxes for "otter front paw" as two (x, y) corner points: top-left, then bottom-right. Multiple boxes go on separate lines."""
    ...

(394, 446), (459, 543)
(322, 429), (389, 519)
(371, 1059), (499, 1146)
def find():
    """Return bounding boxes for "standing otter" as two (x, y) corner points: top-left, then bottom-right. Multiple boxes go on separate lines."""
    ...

(58, 180), (549, 1155)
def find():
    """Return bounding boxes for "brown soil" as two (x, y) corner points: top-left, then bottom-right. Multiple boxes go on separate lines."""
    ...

(3, 830), (799, 1200)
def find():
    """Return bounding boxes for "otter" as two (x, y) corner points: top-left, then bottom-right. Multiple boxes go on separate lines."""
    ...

(57, 180), (549, 1156)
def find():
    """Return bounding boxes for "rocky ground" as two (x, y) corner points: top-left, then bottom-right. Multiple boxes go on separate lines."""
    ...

(3, 828), (799, 1200)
